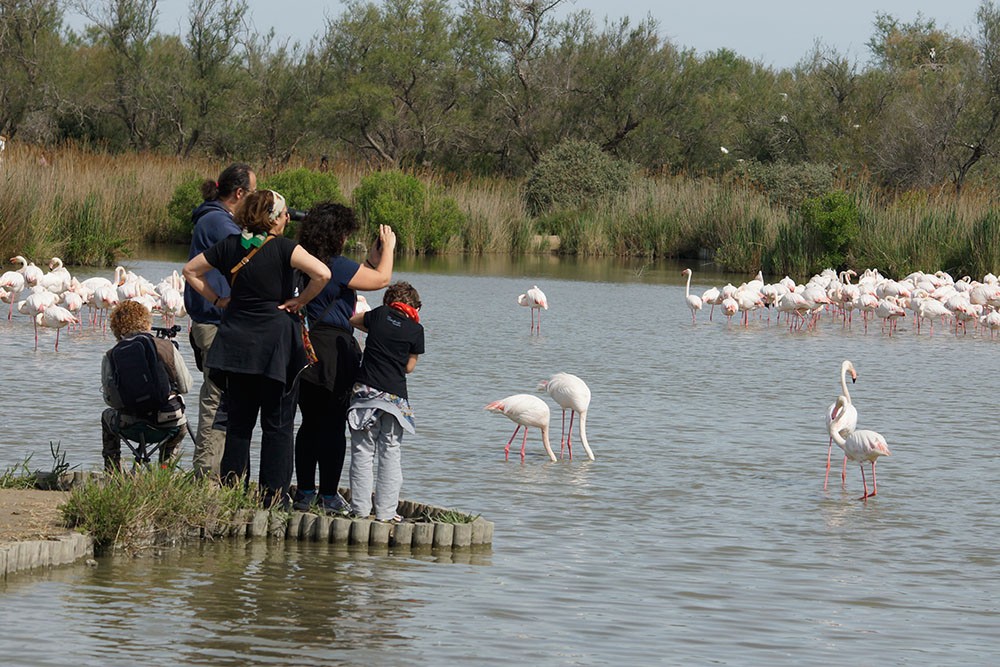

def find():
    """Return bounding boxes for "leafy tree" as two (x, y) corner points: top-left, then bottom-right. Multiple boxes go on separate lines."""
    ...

(0, 0), (65, 138)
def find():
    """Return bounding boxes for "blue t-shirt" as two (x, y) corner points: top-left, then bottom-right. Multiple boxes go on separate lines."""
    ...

(304, 255), (361, 331)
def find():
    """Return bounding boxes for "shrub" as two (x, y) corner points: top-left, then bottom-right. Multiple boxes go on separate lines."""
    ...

(743, 161), (836, 210)
(800, 190), (860, 269)
(523, 140), (635, 216)
(260, 168), (346, 238)
(353, 171), (464, 253)
(259, 168), (345, 211)
(166, 172), (208, 237)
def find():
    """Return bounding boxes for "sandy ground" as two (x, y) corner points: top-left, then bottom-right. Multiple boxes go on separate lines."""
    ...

(0, 489), (71, 542)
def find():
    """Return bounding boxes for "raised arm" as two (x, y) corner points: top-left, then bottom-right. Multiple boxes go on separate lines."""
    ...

(348, 224), (396, 291)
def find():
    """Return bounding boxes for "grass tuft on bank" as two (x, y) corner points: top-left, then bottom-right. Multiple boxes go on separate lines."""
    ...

(60, 465), (259, 555)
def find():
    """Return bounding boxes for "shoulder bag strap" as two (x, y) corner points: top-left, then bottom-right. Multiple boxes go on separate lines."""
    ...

(230, 234), (275, 278)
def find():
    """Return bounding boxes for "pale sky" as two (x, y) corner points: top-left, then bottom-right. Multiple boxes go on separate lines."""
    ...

(69, 0), (984, 69)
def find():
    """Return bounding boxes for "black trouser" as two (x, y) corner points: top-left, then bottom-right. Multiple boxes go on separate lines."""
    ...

(295, 379), (349, 496)
(220, 372), (296, 504)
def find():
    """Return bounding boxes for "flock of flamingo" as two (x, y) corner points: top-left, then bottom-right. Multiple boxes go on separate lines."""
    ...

(485, 285), (596, 464)
(5, 255), (903, 492)
(1, 255), (186, 351)
(682, 265), (1000, 337)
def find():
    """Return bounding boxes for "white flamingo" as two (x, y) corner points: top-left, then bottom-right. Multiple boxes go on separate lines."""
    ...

(10, 255), (43, 287)
(537, 372), (594, 461)
(825, 360), (858, 490)
(0, 269), (25, 319)
(828, 395), (892, 500)
(35, 305), (79, 351)
(681, 268), (703, 323)
(484, 394), (556, 462)
(517, 285), (548, 334)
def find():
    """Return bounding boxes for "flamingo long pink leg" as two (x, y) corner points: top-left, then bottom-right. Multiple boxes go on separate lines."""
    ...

(520, 428), (529, 461)
(559, 409), (567, 458)
(504, 425), (522, 461)
(55, 328), (61, 352)
(869, 461), (879, 497)
(824, 437), (833, 490)
(566, 411), (576, 460)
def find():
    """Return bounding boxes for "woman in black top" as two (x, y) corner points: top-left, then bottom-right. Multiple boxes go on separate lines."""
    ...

(183, 190), (331, 506)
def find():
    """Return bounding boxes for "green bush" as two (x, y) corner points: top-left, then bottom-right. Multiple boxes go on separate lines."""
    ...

(260, 168), (345, 238)
(743, 161), (836, 210)
(353, 171), (464, 253)
(524, 140), (635, 216)
(166, 172), (205, 237)
(800, 190), (859, 269)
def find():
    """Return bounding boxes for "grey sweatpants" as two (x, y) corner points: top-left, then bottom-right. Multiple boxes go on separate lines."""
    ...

(349, 410), (403, 520)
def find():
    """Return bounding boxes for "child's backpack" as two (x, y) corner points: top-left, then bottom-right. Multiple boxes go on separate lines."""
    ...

(107, 333), (172, 417)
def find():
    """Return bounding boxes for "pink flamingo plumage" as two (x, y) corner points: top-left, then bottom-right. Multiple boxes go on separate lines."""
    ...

(518, 285), (548, 334)
(828, 395), (891, 500)
(485, 394), (556, 462)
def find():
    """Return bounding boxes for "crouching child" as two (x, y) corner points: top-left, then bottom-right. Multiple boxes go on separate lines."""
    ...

(101, 300), (193, 470)
(347, 282), (424, 522)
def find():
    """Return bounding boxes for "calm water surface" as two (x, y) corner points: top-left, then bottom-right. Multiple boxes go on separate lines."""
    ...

(2, 251), (999, 665)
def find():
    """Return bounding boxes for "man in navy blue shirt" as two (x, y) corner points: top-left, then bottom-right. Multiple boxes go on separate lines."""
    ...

(184, 162), (256, 478)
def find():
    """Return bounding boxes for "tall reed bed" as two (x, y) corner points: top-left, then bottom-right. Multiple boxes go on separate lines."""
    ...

(1, 143), (211, 265)
(3, 143), (999, 278)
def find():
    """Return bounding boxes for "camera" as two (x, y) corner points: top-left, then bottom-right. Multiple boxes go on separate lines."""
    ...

(288, 208), (307, 222)
(153, 325), (181, 339)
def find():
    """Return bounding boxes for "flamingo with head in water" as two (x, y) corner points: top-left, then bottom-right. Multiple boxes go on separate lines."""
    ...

(538, 372), (594, 460)
(485, 394), (556, 462)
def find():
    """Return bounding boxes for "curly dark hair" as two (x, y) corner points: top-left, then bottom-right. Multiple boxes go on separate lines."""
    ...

(109, 300), (153, 340)
(384, 281), (421, 309)
(234, 189), (283, 234)
(297, 201), (358, 259)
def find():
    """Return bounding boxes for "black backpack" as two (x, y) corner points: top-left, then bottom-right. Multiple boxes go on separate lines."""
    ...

(107, 333), (172, 416)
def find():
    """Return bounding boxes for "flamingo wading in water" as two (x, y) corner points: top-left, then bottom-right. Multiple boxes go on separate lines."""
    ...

(537, 372), (595, 460)
(485, 394), (557, 462)
(518, 285), (548, 334)
(828, 395), (892, 500)
(681, 268), (703, 323)
(825, 360), (858, 490)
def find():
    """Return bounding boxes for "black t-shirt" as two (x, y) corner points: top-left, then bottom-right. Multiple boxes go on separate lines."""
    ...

(202, 234), (304, 384)
(357, 305), (424, 399)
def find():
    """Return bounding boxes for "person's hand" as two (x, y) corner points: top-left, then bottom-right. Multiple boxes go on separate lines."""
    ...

(365, 225), (396, 268)
(378, 224), (396, 254)
(278, 297), (305, 314)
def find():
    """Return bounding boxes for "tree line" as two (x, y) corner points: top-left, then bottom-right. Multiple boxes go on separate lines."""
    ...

(5, 0), (1000, 194)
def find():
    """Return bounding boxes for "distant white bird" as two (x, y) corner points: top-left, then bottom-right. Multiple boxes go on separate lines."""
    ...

(720, 146), (729, 154)
(538, 373), (594, 461)
(484, 394), (556, 462)
(517, 285), (548, 334)
(681, 268), (703, 324)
